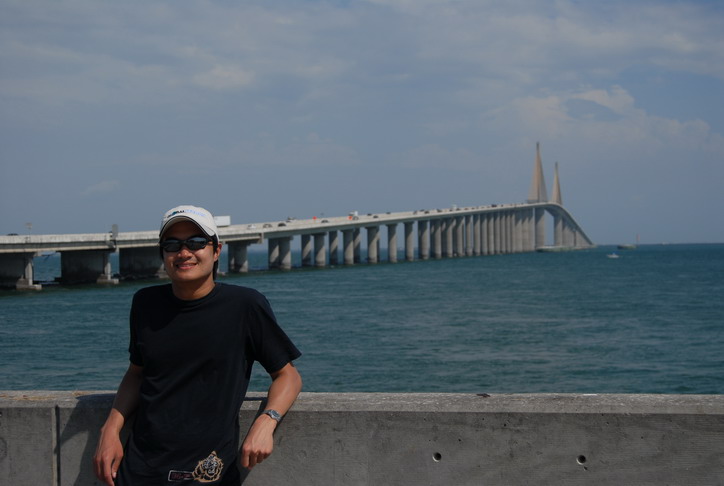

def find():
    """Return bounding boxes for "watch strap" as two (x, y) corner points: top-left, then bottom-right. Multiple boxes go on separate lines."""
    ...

(262, 409), (282, 422)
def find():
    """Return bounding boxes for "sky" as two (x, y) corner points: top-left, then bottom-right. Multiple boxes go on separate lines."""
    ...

(1, 0), (723, 245)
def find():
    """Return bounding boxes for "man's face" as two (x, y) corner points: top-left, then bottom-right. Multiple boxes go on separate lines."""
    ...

(161, 221), (219, 285)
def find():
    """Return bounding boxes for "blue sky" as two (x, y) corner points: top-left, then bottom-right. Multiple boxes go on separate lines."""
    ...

(1, 0), (723, 244)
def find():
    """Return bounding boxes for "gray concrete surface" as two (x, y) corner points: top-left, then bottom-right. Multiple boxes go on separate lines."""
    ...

(1, 392), (722, 485)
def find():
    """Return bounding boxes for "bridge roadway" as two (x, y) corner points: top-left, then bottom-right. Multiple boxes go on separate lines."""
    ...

(0, 202), (593, 290)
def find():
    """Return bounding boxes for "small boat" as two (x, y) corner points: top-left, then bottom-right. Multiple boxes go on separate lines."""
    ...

(616, 244), (636, 250)
(617, 234), (640, 250)
(606, 252), (620, 259)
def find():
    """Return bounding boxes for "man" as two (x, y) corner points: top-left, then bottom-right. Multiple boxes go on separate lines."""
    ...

(94, 205), (302, 485)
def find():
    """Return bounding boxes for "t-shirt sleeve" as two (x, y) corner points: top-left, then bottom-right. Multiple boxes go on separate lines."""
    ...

(246, 290), (301, 374)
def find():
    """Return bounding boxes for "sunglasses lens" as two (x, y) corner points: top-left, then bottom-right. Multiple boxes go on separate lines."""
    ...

(161, 240), (182, 252)
(186, 237), (208, 251)
(161, 237), (209, 252)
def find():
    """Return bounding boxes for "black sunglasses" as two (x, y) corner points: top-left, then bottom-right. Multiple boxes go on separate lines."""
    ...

(160, 236), (211, 253)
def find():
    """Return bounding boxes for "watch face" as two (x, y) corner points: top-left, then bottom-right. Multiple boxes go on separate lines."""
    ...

(264, 409), (281, 421)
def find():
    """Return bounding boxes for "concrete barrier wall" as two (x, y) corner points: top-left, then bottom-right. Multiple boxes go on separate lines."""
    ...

(1, 392), (723, 485)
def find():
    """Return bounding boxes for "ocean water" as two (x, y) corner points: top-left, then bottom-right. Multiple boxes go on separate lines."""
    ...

(1, 244), (722, 394)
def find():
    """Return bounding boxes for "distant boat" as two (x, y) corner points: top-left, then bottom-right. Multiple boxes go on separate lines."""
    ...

(617, 234), (640, 250)
(606, 252), (620, 259)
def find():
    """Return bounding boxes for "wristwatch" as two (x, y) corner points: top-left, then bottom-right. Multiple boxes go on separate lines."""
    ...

(261, 409), (282, 423)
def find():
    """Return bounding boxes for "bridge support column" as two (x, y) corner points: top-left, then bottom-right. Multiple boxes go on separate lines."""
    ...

(268, 238), (280, 269)
(465, 215), (474, 256)
(444, 218), (454, 258)
(431, 220), (442, 259)
(493, 213), (501, 254)
(479, 214), (486, 255)
(342, 230), (354, 265)
(417, 220), (429, 260)
(329, 231), (339, 265)
(314, 233), (326, 267)
(366, 226), (379, 263)
(484, 214), (492, 255)
(554, 213), (563, 247)
(353, 229), (361, 263)
(119, 247), (165, 279)
(227, 242), (249, 273)
(520, 210), (531, 252)
(279, 237), (293, 270)
(455, 216), (464, 257)
(563, 220), (575, 248)
(59, 250), (118, 285)
(0, 253), (42, 290)
(500, 213), (507, 254)
(505, 212), (513, 254)
(404, 222), (415, 262)
(472, 215), (480, 256)
(387, 224), (398, 263)
(98, 252), (117, 284)
(535, 207), (546, 249)
(528, 208), (536, 251)
(301, 235), (312, 267)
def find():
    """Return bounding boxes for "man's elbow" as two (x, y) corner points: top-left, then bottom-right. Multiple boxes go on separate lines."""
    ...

(272, 362), (301, 385)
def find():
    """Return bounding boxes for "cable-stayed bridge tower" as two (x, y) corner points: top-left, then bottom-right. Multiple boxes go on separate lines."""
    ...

(526, 143), (593, 251)
(0, 145), (593, 289)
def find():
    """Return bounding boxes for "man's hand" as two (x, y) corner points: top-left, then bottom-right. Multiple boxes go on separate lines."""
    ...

(93, 425), (124, 486)
(239, 362), (301, 470)
(239, 414), (277, 469)
(92, 364), (142, 485)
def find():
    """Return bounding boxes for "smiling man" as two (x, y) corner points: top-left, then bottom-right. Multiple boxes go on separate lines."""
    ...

(93, 205), (302, 486)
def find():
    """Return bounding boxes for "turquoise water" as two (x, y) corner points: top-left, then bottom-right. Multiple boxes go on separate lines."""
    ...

(1, 244), (722, 394)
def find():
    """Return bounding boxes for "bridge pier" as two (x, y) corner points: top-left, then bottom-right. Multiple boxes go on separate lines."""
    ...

(465, 215), (474, 257)
(387, 224), (397, 263)
(329, 231), (339, 265)
(228, 241), (250, 273)
(342, 230), (354, 265)
(0, 253), (42, 290)
(366, 226), (379, 264)
(480, 214), (488, 255)
(444, 218), (454, 258)
(454, 216), (464, 257)
(268, 238), (280, 269)
(58, 250), (118, 285)
(534, 207), (546, 249)
(404, 222), (415, 262)
(314, 233), (326, 267)
(506, 212), (513, 254)
(278, 237), (293, 270)
(554, 213), (563, 247)
(417, 220), (429, 260)
(353, 228), (362, 263)
(119, 247), (165, 279)
(431, 220), (442, 259)
(301, 235), (312, 267)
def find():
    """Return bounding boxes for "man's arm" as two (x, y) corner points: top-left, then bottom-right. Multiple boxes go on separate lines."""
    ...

(240, 362), (302, 469)
(93, 363), (143, 486)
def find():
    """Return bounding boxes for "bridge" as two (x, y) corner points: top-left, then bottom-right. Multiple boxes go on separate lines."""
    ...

(0, 145), (594, 290)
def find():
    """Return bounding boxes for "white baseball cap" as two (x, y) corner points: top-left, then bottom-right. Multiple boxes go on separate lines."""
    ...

(159, 205), (218, 239)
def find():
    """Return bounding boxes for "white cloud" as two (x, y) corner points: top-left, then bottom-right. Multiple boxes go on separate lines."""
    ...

(2, 0), (724, 242)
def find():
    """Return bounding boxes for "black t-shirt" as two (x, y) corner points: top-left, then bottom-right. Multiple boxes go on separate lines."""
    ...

(117, 283), (301, 485)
